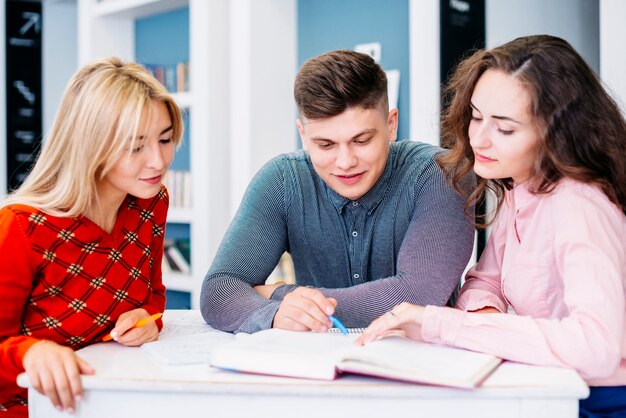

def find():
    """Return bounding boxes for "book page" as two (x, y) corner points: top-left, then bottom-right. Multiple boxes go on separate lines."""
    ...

(210, 329), (358, 380)
(338, 336), (501, 388)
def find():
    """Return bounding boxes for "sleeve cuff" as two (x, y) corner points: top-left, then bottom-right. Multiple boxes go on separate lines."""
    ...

(456, 289), (508, 313)
(236, 301), (282, 333)
(421, 305), (465, 346)
(4, 336), (41, 377)
(269, 284), (299, 301)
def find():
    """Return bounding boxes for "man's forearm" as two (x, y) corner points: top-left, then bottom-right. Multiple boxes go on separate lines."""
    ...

(200, 275), (281, 333)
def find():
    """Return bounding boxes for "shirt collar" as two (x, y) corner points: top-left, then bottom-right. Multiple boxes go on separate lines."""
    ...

(325, 144), (396, 214)
(512, 180), (535, 211)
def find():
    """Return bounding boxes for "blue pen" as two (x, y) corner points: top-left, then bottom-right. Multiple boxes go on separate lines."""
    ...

(329, 315), (349, 335)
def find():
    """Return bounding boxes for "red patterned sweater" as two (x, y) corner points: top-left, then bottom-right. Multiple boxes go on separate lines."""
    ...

(0, 187), (168, 416)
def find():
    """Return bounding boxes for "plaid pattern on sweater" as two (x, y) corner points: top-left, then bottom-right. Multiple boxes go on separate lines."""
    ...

(0, 187), (168, 415)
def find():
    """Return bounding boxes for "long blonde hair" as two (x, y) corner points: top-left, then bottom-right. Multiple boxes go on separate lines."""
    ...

(2, 57), (183, 217)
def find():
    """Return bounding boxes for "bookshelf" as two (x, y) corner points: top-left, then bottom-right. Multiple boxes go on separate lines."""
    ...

(77, 0), (232, 308)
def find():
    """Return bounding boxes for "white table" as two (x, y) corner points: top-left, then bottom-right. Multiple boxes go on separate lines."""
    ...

(19, 310), (589, 418)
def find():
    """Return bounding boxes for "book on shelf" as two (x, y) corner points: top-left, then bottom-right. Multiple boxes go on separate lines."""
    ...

(176, 61), (189, 93)
(163, 170), (191, 209)
(143, 61), (189, 93)
(210, 329), (502, 389)
(163, 238), (191, 274)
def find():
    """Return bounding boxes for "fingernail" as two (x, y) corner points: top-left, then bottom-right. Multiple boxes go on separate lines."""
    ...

(75, 395), (82, 402)
(325, 306), (333, 315)
(68, 407), (75, 414)
(56, 405), (63, 411)
(110, 330), (118, 338)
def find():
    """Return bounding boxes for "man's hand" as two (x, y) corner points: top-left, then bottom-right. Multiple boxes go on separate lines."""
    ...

(273, 287), (337, 332)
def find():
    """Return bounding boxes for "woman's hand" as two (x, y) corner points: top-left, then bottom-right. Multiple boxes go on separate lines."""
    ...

(23, 340), (95, 413)
(355, 302), (425, 346)
(108, 308), (159, 346)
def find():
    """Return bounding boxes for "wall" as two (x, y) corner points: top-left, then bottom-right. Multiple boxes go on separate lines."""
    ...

(600, 0), (626, 113)
(43, 0), (78, 136)
(409, 0), (601, 147)
(408, 0), (440, 145)
(486, 0), (599, 71)
(229, 0), (297, 214)
(297, 0), (410, 141)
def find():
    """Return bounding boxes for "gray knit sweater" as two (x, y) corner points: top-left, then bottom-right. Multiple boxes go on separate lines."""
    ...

(201, 141), (474, 333)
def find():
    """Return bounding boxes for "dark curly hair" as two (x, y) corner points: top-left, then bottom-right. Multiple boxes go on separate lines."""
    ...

(437, 35), (626, 225)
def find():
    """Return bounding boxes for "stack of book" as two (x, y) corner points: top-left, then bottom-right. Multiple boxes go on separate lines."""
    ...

(163, 170), (191, 209)
(162, 238), (191, 274)
(143, 61), (189, 93)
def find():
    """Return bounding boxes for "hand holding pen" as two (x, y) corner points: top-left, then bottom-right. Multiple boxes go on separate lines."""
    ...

(103, 310), (162, 346)
(273, 287), (338, 332)
(328, 315), (349, 334)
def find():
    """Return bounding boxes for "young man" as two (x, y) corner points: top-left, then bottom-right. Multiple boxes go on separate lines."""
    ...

(200, 50), (474, 333)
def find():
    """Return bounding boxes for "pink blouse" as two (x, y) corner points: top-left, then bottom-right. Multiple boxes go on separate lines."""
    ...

(422, 178), (626, 386)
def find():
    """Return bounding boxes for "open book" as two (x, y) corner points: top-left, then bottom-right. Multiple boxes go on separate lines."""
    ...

(210, 329), (501, 388)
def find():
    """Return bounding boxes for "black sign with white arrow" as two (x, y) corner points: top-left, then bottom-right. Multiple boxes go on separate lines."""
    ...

(5, 0), (42, 192)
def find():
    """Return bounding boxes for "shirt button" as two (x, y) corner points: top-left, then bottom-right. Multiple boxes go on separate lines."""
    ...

(353, 274), (360, 279)
(352, 231), (358, 237)
(352, 201), (359, 206)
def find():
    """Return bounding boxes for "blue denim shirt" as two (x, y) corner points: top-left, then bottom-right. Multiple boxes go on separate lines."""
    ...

(201, 141), (474, 333)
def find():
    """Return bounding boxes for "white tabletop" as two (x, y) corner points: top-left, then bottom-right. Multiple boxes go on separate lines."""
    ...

(18, 310), (589, 418)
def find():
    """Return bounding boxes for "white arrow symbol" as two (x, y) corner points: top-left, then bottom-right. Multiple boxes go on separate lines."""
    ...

(20, 12), (41, 35)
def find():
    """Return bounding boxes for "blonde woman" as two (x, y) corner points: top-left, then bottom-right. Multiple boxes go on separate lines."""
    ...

(0, 57), (183, 416)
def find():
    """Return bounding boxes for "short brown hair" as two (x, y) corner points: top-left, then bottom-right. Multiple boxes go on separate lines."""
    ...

(438, 35), (626, 223)
(294, 50), (388, 119)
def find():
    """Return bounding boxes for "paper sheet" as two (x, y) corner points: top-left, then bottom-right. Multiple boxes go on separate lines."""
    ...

(143, 311), (235, 365)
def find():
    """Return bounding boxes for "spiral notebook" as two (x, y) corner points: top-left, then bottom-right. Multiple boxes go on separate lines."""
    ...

(327, 327), (365, 334)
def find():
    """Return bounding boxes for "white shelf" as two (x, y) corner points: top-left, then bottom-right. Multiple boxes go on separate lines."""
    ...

(163, 271), (194, 292)
(166, 207), (193, 223)
(94, 0), (188, 19)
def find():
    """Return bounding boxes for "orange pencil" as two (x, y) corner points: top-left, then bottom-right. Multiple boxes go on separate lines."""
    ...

(102, 312), (163, 342)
